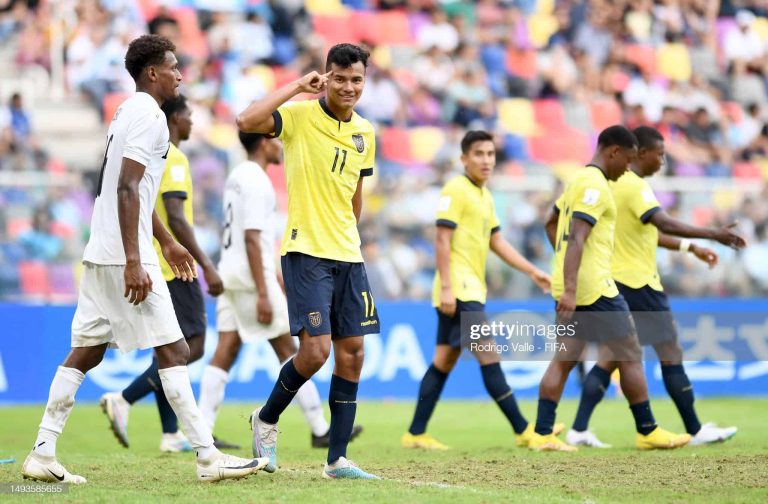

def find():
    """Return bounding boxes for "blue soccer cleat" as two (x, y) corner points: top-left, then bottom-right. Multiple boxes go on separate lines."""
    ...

(322, 457), (380, 480)
(249, 406), (278, 473)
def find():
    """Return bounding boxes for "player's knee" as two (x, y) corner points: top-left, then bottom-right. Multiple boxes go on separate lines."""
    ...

(298, 342), (331, 373)
(655, 341), (682, 364)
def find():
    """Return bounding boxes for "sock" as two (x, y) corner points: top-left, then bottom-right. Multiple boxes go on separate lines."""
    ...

(327, 374), (358, 464)
(408, 364), (449, 435)
(154, 380), (179, 434)
(480, 363), (528, 434)
(629, 400), (658, 435)
(259, 359), (309, 425)
(122, 357), (161, 405)
(534, 399), (558, 435)
(34, 366), (85, 457)
(198, 365), (229, 431)
(295, 379), (330, 437)
(158, 366), (215, 459)
(662, 364), (702, 435)
(572, 365), (612, 432)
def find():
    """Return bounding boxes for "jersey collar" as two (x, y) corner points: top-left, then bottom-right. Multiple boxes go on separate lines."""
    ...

(319, 98), (352, 124)
(585, 164), (608, 180)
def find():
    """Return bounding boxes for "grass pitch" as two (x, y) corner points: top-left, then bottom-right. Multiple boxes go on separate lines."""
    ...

(1, 398), (766, 503)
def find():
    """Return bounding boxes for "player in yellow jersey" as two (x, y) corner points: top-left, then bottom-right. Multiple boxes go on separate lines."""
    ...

(400, 131), (553, 451)
(565, 126), (744, 448)
(236, 43), (378, 479)
(100, 94), (225, 453)
(529, 125), (690, 452)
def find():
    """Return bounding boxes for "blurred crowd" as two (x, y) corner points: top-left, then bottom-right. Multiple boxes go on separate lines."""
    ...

(2, 0), (768, 301)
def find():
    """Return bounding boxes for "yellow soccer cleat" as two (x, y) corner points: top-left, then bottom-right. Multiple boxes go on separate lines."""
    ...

(400, 432), (449, 450)
(636, 427), (691, 450)
(516, 422), (566, 447)
(528, 432), (578, 452)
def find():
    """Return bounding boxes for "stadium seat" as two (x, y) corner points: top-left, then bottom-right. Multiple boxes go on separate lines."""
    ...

(6, 217), (30, 240)
(312, 14), (359, 46)
(498, 98), (538, 137)
(48, 263), (76, 296)
(355, 11), (413, 46)
(691, 205), (714, 227)
(590, 100), (623, 131)
(380, 127), (414, 164)
(505, 48), (538, 80)
(527, 13), (558, 49)
(503, 134), (528, 161)
(409, 128), (445, 164)
(18, 261), (49, 297)
(272, 67), (301, 90)
(171, 7), (208, 60)
(136, 0), (159, 22)
(306, 0), (348, 15)
(528, 128), (590, 163)
(533, 99), (567, 131)
(624, 44), (657, 75)
(657, 42), (692, 82)
(102, 92), (131, 124)
(721, 101), (744, 124)
(733, 162), (762, 179)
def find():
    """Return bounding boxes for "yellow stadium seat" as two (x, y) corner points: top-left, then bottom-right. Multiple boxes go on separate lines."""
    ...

(498, 98), (538, 137)
(527, 14), (558, 49)
(409, 127), (446, 164)
(752, 16), (768, 40)
(755, 158), (768, 179)
(657, 43), (691, 82)
(306, 0), (348, 15)
(712, 190), (740, 210)
(536, 0), (555, 15)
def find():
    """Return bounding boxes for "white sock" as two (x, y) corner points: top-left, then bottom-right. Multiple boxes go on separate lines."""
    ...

(198, 365), (229, 431)
(296, 379), (329, 436)
(34, 366), (85, 457)
(158, 366), (216, 459)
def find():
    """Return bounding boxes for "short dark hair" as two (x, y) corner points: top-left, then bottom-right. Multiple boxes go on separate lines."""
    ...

(632, 126), (664, 149)
(460, 130), (494, 154)
(597, 125), (638, 149)
(325, 43), (369, 71)
(160, 94), (188, 121)
(239, 131), (267, 153)
(125, 34), (176, 81)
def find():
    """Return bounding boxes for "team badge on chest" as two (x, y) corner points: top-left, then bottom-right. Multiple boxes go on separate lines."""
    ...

(352, 134), (365, 153)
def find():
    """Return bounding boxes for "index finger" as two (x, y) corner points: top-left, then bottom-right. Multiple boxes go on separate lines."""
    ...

(324, 70), (333, 78)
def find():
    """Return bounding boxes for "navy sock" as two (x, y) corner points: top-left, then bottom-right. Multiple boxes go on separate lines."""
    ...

(408, 364), (449, 435)
(154, 379), (178, 434)
(662, 364), (701, 435)
(534, 399), (558, 435)
(572, 365), (611, 432)
(327, 374), (358, 464)
(122, 357), (161, 405)
(480, 363), (528, 434)
(629, 400), (657, 435)
(259, 359), (308, 424)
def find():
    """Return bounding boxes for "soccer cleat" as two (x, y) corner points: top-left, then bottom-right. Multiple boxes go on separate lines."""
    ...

(313, 425), (363, 448)
(21, 452), (87, 484)
(689, 423), (737, 446)
(636, 427), (691, 450)
(322, 457), (380, 480)
(249, 407), (278, 473)
(565, 429), (611, 448)
(528, 432), (578, 452)
(196, 451), (269, 482)
(400, 432), (449, 450)
(160, 432), (193, 453)
(100, 392), (130, 448)
(213, 435), (241, 451)
(516, 422), (565, 447)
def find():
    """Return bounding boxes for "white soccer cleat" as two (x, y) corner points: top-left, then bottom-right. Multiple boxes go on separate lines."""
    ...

(21, 452), (87, 484)
(565, 429), (612, 448)
(196, 450), (270, 482)
(160, 432), (193, 453)
(249, 407), (278, 473)
(689, 423), (738, 446)
(100, 392), (130, 448)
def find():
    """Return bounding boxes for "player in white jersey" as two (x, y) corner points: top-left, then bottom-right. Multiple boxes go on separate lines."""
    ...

(22, 35), (268, 484)
(198, 132), (361, 449)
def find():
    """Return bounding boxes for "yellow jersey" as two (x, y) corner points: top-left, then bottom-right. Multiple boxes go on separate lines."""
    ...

(272, 98), (375, 263)
(431, 175), (501, 306)
(153, 143), (194, 281)
(552, 166), (619, 306)
(611, 170), (663, 290)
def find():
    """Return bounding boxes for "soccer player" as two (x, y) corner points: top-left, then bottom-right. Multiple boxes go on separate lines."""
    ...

(565, 126), (743, 448)
(235, 43), (378, 479)
(530, 125), (690, 452)
(198, 131), (362, 449)
(100, 94), (225, 453)
(21, 35), (267, 484)
(400, 130), (554, 450)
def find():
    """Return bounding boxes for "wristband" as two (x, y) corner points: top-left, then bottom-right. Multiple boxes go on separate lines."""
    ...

(679, 239), (691, 253)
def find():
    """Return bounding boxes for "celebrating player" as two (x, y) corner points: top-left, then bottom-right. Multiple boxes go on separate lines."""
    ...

(21, 35), (267, 484)
(530, 125), (690, 452)
(100, 94), (225, 453)
(565, 126), (742, 448)
(401, 131), (555, 450)
(197, 132), (362, 449)
(236, 43), (379, 479)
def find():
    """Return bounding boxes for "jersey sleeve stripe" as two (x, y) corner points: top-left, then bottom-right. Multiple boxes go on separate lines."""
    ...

(639, 206), (661, 224)
(436, 219), (458, 229)
(491, 226), (501, 234)
(162, 191), (188, 200)
(271, 110), (283, 137)
(572, 211), (597, 226)
(360, 167), (373, 177)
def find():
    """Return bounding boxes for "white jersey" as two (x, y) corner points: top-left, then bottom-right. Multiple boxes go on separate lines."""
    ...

(218, 160), (277, 291)
(83, 92), (170, 266)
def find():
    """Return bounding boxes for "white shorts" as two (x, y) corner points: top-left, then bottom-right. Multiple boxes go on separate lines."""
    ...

(71, 262), (184, 353)
(216, 279), (289, 342)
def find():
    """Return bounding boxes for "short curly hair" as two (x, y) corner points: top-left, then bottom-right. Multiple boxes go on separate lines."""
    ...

(125, 34), (176, 81)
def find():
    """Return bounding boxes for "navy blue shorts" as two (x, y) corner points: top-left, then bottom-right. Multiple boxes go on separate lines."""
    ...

(167, 278), (206, 339)
(565, 295), (637, 343)
(617, 282), (677, 346)
(281, 252), (379, 338)
(436, 300), (486, 348)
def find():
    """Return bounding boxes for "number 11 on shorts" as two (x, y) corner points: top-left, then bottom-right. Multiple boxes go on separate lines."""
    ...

(361, 291), (375, 318)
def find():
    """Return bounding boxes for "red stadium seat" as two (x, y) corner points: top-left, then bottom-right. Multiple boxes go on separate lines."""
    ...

(171, 7), (208, 60)
(733, 162), (762, 179)
(380, 127), (414, 164)
(136, 0), (159, 22)
(533, 99), (567, 131)
(7, 216), (30, 239)
(505, 48), (537, 80)
(624, 44), (657, 75)
(528, 128), (590, 163)
(103, 92), (131, 124)
(312, 14), (359, 46)
(355, 11), (413, 45)
(721, 101), (744, 124)
(590, 100), (623, 131)
(18, 261), (49, 297)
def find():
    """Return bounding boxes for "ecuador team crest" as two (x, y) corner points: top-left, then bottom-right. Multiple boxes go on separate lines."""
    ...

(352, 134), (365, 153)
(309, 311), (322, 328)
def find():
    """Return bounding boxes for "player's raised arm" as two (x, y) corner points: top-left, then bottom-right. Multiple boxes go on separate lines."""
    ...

(558, 218), (592, 319)
(489, 232), (551, 293)
(152, 209), (195, 282)
(649, 211), (746, 249)
(235, 71), (331, 133)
